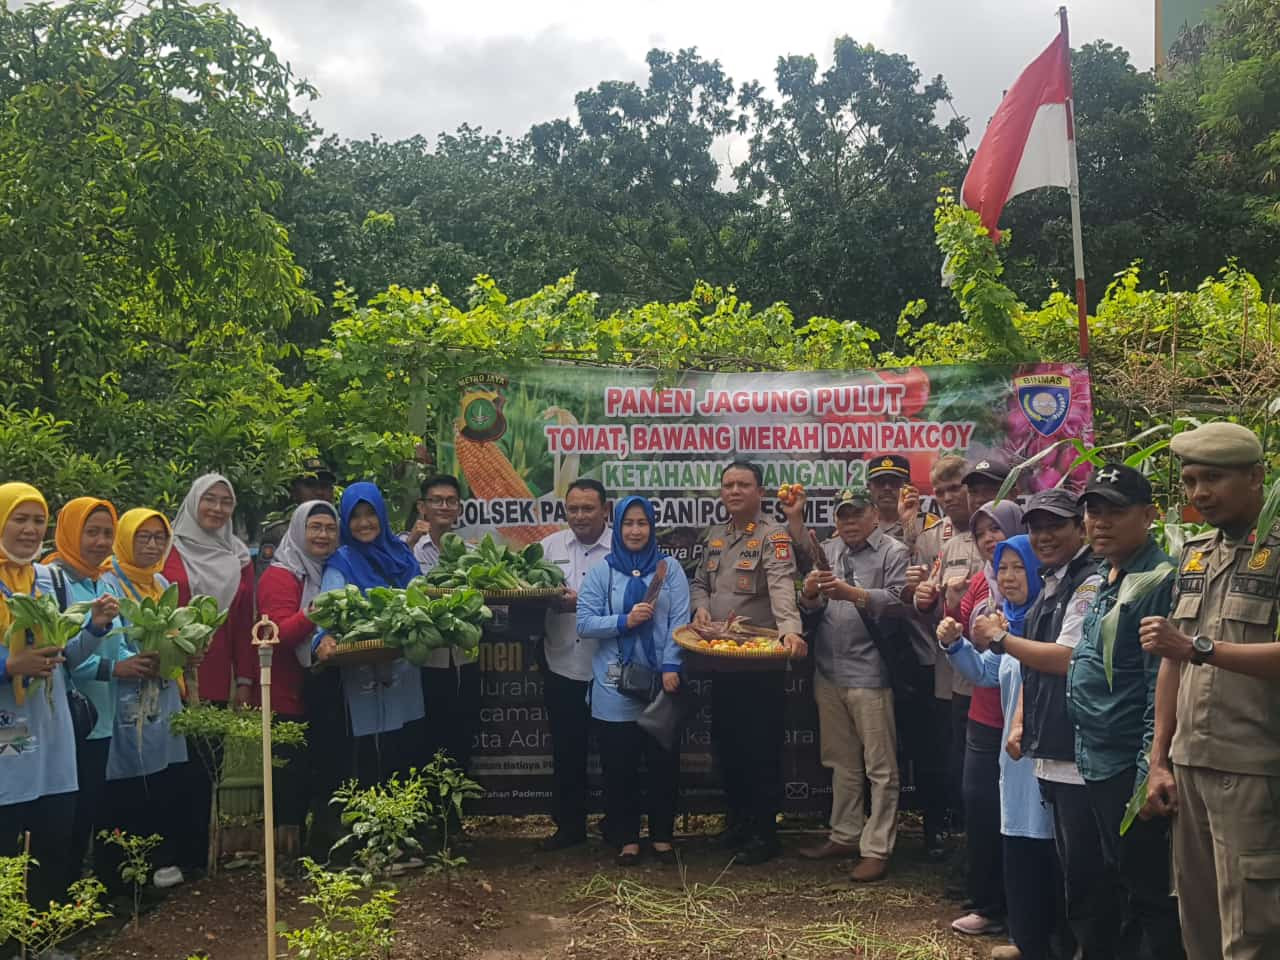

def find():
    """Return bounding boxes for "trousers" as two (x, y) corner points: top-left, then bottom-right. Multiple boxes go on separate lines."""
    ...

(542, 663), (591, 835)
(596, 719), (679, 846)
(710, 670), (783, 838)
(963, 719), (1005, 918)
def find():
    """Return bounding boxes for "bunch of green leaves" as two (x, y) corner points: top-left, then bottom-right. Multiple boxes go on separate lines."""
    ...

(421, 750), (484, 883)
(98, 829), (161, 930)
(382, 585), (492, 665)
(0, 854), (110, 954)
(113, 586), (227, 680)
(330, 771), (433, 888)
(424, 533), (566, 590)
(309, 586), (379, 642)
(3, 593), (93, 705)
(168, 705), (308, 752)
(278, 858), (396, 960)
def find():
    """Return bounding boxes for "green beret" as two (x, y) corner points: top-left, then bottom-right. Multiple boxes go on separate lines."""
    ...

(1170, 422), (1263, 466)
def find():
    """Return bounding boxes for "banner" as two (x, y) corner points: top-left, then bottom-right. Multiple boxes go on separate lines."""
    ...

(437, 363), (1094, 814)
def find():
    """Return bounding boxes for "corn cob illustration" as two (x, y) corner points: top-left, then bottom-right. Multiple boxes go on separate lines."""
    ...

(455, 390), (561, 546)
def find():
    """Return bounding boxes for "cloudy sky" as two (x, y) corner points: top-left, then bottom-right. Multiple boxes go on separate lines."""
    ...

(223, 0), (1154, 152)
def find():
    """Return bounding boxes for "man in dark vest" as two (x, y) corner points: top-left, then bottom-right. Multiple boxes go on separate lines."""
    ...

(971, 488), (1108, 956)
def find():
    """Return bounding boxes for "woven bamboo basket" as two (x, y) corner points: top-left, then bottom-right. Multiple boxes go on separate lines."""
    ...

(420, 585), (564, 603)
(673, 624), (788, 660)
(327, 637), (402, 666)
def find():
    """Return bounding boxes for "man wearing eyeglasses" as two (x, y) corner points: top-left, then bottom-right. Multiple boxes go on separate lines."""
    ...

(402, 475), (480, 780)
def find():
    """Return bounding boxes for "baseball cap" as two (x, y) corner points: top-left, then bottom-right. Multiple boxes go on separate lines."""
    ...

(1024, 488), (1083, 520)
(963, 456), (1011, 486)
(1078, 463), (1153, 508)
(834, 486), (873, 515)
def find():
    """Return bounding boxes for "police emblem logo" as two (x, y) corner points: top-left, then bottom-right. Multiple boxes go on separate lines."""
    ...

(709, 539), (724, 550)
(746, 539), (761, 550)
(1013, 373), (1073, 438)
(774, 541), (791, 561)
(1249, 548), (1271, 571)
(881, 457), (894, 468)
(1184, 550), (1206, 573)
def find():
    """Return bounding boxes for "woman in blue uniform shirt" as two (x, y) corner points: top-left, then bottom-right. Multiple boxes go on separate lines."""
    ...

(577, 495), (689, 866)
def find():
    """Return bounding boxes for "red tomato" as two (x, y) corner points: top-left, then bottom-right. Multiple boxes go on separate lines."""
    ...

(877, 368), (931, 418)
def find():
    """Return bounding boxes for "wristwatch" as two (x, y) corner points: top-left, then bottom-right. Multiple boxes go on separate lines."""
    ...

(988, 630), (1009, 655)
(1191, 634), (1216, 665)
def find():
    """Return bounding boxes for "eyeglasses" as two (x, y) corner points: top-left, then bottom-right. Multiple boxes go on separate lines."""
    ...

(424, 497), (460, 507)
(305, 523), (338, 535)
(199, 495), (235, 510)
(134, 532), (169, 546)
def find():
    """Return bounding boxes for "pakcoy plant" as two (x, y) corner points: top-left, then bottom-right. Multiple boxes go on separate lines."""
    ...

(112, 585), (228, 706)
(310, 583), (492, 665)
(423, 533), (566, 590)
(2, 593), (93, 706)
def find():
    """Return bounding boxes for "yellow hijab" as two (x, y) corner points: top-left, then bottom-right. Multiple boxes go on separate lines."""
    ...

(0, 483), (49, 635)
(45, 497), (118, 581)
(110, 509), (172, 602)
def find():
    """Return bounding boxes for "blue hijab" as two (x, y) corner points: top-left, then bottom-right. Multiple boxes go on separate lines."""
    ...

(992, 535), (1042, 635)
(605, 495), (662, 662)
(326, 481), (420, 591)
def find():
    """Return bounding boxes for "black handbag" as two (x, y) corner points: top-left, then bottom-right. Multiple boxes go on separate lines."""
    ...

(608, 568), (662, 702)
(50, 567), (101, 741)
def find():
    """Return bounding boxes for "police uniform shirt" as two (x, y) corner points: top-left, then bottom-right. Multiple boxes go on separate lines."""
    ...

(929, 530), (986, 697)
(809, 530), (908, 688)
(1169, 524), (1280, 776)
(910, 514), (952, 568)
(689, 513), (803, 636)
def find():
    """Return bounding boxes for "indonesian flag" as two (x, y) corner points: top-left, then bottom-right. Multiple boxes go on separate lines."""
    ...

(961, 31), (1072, 240)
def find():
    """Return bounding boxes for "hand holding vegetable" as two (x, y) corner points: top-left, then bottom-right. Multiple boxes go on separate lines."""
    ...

(90, 594), (120, 631)
(4, 643), (63, 679)
(113, 651), (160, 680)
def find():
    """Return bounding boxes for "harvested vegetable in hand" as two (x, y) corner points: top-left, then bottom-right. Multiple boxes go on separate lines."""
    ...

(3, 592), (94, 705)
(423, 533), (566, 591)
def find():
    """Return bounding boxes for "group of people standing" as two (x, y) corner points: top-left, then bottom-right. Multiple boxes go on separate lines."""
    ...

(3, 418), (1278, 960)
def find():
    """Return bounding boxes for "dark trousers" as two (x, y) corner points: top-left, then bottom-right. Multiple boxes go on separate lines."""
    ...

(1086, 767), (1184, 960)
(0, 791), (77, 910)
(1004, 834), (1065, 960)
(596, 719), (679, 846)
(711, 670), (783, 838)
(176, 715), (226, 874)
(963, 719), (1005, 918)
(98, 766), (183, 895)
(70, 735), (110, 885)
(893, 671), (947, 837)
(421, 662), (481, 772)
(304, 668), (352, 854)
(354, 717), (423, 787)
(948, 694), (970, 830)
(273, 713), (309, 830)
(1042, 777), (1123, 959)
(543, 665), (590, 835)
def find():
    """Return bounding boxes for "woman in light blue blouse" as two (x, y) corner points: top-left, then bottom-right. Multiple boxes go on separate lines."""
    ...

(319, 481), (425, 785)
(577, 495), (689, 866)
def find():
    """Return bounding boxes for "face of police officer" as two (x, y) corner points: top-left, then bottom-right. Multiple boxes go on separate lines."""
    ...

(835, 504), (877, 549)
(720, 467), (762, 519)
(1180, 462), (1265, 534)
(1027, 512), (1084, 569)
(933, 473), (970, 525)
(868, 475), (904, 516)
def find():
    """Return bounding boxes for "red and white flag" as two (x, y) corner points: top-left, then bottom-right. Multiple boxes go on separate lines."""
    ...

(961, 30), (1072, 240)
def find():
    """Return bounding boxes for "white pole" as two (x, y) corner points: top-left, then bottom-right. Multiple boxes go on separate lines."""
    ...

(1060, 6), (1090, 358)
(253, 615), (280, 960)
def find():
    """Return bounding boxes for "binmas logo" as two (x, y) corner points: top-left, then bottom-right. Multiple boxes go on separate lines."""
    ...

(1013, 374), (1072, 438)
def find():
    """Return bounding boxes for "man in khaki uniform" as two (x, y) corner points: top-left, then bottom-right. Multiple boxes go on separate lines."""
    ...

(691, 460), (805, 866)
(1139, 422), (1280, 960)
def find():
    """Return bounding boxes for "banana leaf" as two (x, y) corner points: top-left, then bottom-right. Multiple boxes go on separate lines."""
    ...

(1101, 563), (1174, 689)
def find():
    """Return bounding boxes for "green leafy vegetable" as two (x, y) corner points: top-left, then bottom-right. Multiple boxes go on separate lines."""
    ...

(423, 533), (566, 591)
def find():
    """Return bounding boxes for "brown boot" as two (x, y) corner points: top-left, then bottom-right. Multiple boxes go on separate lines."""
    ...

(798, 838), (859, 860)
(850, 856), (889, 882)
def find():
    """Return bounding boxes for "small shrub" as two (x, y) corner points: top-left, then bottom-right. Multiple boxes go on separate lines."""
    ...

(278, 858), (396, 960)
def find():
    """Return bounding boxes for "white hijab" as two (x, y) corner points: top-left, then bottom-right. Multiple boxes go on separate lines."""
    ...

(172, 473), (251, 613)
(271, 500), (338, 608)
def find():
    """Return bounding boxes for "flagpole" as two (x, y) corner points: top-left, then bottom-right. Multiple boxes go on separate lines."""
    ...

(1059, 6), (1089, 358)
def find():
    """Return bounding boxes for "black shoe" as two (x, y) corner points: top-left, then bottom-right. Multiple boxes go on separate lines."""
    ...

(539, 829), (588, 852)
(650, 844), (677, 865)
(734, 835), (780, 866)
(712, 818), (749, 850)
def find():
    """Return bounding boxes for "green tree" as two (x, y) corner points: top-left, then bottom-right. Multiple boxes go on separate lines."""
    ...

(735, 36), (968, 336)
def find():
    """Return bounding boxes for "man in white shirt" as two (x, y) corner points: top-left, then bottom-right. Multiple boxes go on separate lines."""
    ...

(972, 488), (1106, 957)
(537, 478), (611, 850)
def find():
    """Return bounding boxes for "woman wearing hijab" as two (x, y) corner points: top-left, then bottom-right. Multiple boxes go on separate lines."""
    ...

(319, 482), (425, 784)
(937, 498), (1025, 939)
(99, 508), (190, 891)
(576, 496), (689, 866)
(943, 535), (1060, 960)
(0, 483), (117, 914)
(256, 500), (340, 856)
(163, 473), (256, 875)
(44, 497), (131, 885)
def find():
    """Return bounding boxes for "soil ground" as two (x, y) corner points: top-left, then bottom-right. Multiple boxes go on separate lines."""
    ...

(79, 816), (998, 960)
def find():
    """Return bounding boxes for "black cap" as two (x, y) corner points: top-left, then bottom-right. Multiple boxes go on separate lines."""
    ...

(866, 454), (910, 481)
(1024, 488), (1082, 520)
(963, 456), (1011, 486)
(1078, 463), (1153, 508)
(297, 458), (336, 484)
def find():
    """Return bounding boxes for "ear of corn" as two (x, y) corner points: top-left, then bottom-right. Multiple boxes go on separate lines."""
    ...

(454, 429), (562, 546)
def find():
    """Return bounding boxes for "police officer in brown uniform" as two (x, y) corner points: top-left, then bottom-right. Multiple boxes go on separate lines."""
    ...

(691, 460), (806, 865)
(1139, 422), (1280, 960)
